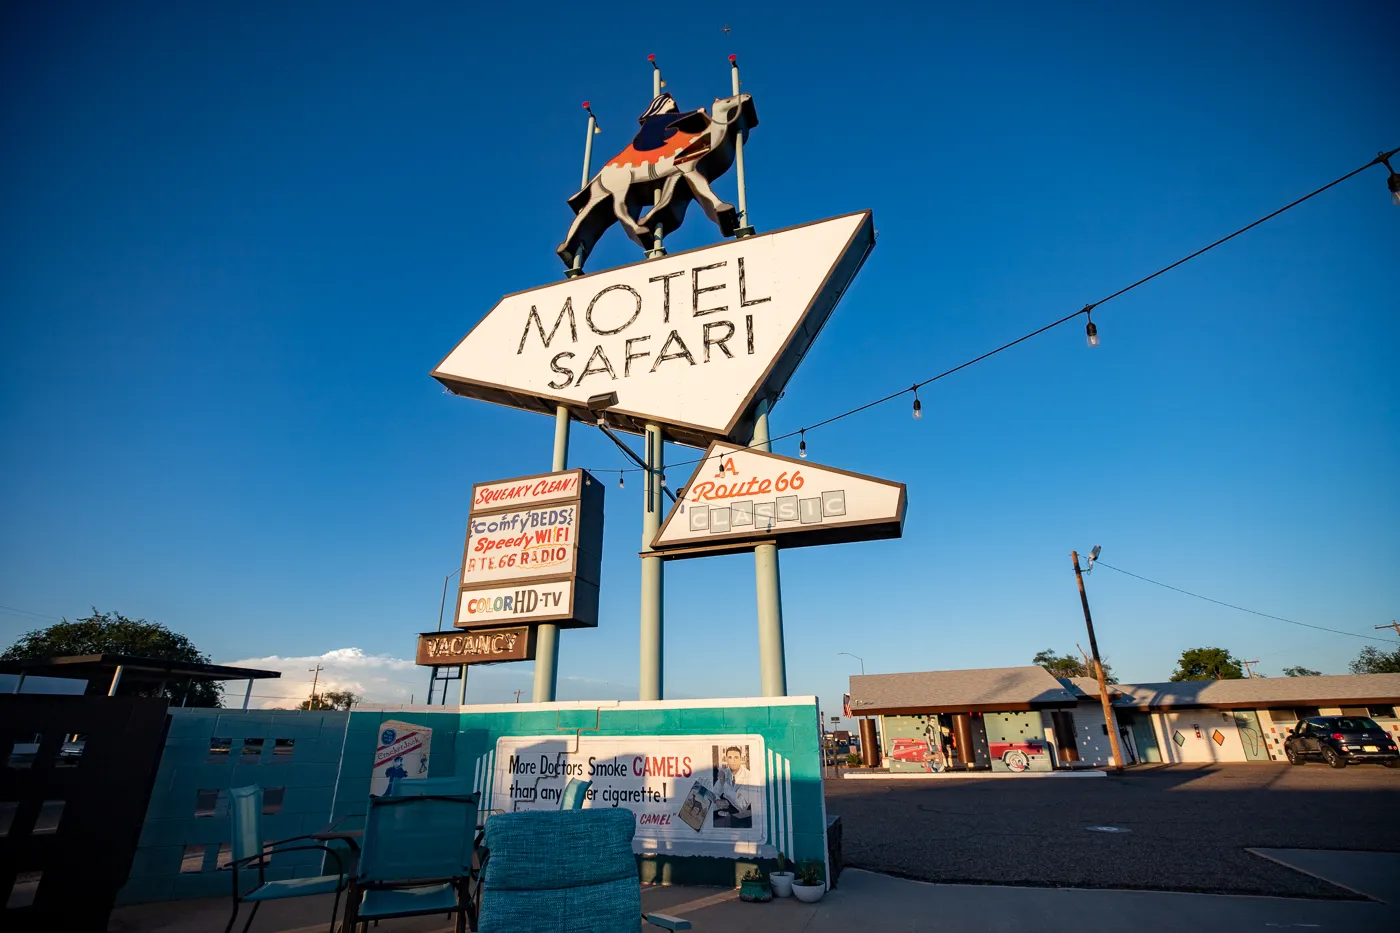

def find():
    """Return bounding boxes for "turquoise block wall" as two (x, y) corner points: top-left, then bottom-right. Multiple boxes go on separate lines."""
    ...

(116, 709), (351, 905)
(116, 698), (825, 904)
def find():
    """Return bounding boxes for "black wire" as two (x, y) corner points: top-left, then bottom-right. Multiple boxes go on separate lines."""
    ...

(1094, 561), (1398, 644)
(588, 147), (1396, 476)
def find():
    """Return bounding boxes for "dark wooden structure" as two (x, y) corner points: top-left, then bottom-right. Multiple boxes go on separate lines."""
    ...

(0, 695), (170, 931)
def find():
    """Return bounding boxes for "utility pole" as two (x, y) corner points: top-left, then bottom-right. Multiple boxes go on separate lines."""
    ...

(307, 664), (324, 710)
(1375, 621), (1400, 638)
(1241, 659), (1261, 678)
(1071, 551), (1124, 773)
(513, 690), (524, 704)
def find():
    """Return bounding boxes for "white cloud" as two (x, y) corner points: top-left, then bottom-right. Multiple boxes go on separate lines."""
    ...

(221, 647), (423, 709)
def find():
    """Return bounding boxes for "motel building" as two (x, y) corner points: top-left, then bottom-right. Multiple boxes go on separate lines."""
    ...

(848, 667), (1400, 771)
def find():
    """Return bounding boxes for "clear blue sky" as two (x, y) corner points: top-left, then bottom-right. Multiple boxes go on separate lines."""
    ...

(2, 2), (1396, 712)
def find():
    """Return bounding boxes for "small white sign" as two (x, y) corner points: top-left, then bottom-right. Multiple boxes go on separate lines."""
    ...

(470, 470), (582, 513)
(652, 442), (905, 555)
(433, 212), (874, 447)
(493, 734), (766, 855)
(462, 502), (580, 585)
(455, 579), (575, 625)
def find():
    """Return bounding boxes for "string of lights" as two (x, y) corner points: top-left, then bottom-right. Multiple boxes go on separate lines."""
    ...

(1094, 561), (1398, 644)
(586, 146), (1399, 482)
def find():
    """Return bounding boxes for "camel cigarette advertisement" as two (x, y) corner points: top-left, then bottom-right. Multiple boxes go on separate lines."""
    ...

(433, 212), (874, 448)
(371, 719), (432, 796)
(491, 734), (767, 854)
(652, 441), (905, 556)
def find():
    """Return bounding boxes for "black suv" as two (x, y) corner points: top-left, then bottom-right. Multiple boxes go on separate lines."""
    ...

(1284, 716), (1399, 768)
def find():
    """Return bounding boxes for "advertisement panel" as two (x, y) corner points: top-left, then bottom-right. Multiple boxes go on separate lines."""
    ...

(371, 719), (432, 796)
(433, 212), (875, 448)
(454, 579), (582, 626)
(471, 471), (582, 511)
(462, 502), (582, 584)
(492, 734), (766, 855)
(652, 442), (905, 557)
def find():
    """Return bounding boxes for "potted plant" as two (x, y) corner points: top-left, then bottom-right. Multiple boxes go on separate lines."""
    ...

(739, 868), (772, 902)
(769, 851), (794, 897)
(790, 860), (826, 903)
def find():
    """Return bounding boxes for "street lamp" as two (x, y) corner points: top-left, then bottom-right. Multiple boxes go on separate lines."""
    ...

(437, 567), (462, 632)
(837, 652), (865, 675)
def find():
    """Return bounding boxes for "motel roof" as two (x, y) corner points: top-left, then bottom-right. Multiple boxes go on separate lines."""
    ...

(848, 667), (1400, 716)
(848, 666), (1078, 715)
(1106, 673), (1400, 711)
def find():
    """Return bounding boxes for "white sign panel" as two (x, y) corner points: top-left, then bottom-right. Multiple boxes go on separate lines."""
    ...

(652, 442), (905, 556)
(372, 719), (432, 796)
(471, 471), (581, 512)
(433, 212), (874, 448)
(462, 502), (581, 585)
(455, 579), (576, 625)
(493, 734), (767, 856)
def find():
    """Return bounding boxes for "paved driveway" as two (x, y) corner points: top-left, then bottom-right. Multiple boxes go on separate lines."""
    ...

(824, 763), (1400, 897)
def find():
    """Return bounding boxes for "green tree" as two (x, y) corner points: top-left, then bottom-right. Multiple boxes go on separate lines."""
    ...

(1350, 645), (1400, 675)
(1282, 665), (1321, 677)
(1032, 648), (1117, 684)
(1169, 646), (1244, 682)
(2, 608), (222, 707)
(299, 689), (360, 711)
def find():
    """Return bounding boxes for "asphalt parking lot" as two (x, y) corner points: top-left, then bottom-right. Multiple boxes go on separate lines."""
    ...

(824, 763), (1400, 898)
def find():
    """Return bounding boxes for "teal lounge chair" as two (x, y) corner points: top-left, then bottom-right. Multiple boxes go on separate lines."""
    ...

(223, 785), (348, 933)
(342, 790), (482, 932)
(478, 808), (690, 932)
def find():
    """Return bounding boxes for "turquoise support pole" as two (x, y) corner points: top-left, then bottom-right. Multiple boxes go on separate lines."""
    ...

(752, 399), (788, 696)
(531, 405), (570, 702)
(638, 422), (665, 699)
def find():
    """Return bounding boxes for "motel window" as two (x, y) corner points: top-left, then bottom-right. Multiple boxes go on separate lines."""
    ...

(1270, 709), (1297, 722)
(1367, 705), (1396, 720)
(1341, 707), (1368, 717)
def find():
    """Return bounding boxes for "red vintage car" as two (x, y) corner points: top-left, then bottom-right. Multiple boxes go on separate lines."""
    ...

(989, 739), (1046, 772)
(888, 738), (944, 772)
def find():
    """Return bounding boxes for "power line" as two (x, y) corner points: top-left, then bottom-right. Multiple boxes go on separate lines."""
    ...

(1093, 561), (1398, 644)
(0, 604), (63, 622)
(585, 146), (1398, 478)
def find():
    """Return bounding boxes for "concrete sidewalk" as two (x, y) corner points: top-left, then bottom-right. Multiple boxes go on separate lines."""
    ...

(110, 863), (1396, 932)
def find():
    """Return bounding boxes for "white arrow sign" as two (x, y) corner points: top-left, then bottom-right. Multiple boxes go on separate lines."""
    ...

(433, 211), (874, 448)
(651, 442), (905, 557)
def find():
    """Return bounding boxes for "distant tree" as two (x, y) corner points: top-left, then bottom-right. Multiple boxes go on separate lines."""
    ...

(1032, 648), (1117, 684)
(1282, 666), (1321, 677)
(1, 608), (222, 707)
(1350, 645), (1400, 675)
(299, 689), (360, 711)
(1169, 647), (1244, 682)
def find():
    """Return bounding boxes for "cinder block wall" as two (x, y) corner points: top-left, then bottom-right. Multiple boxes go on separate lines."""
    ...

(116, 709), (350, 905)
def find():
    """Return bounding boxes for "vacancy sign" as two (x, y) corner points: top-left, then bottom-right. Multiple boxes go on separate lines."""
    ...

(651, 442), (906, 558)
(432, 211), (875, 448)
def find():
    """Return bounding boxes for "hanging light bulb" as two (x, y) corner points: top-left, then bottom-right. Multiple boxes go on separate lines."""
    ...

(659, 472), (667, 489)
(912, 386), (922, 420)
(1085, 307), (1100, 348)
(1387, 158), (1400, 206)
(799, 430), (807, 459)
(618, 472), (625, 489)
(585, 473), (591, 486)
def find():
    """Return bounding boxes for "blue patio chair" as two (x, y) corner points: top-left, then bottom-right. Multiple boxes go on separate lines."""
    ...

(560, 777), (591, 809)
(477, 808), (690, 932)
(342, 790), (482, 932)
(223, 784), (348, 933)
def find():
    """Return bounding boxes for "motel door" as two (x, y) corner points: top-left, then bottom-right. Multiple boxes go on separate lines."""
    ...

(1232, 710), (1270, 762)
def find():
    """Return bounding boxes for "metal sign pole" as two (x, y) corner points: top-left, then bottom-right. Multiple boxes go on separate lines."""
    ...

(751, 398), (788, 695)
(647, 57), (665, 259)
(638, 421), (665, 699)
(730, 56), (753, 238)
(530, 406), (570, 702)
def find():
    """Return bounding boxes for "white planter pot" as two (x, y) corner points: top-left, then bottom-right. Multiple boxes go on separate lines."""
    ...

(770, 871), (794, 897)
(791, 882), (825, 903)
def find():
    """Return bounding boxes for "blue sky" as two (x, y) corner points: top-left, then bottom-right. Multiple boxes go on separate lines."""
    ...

(2, 2), (1396, 712)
